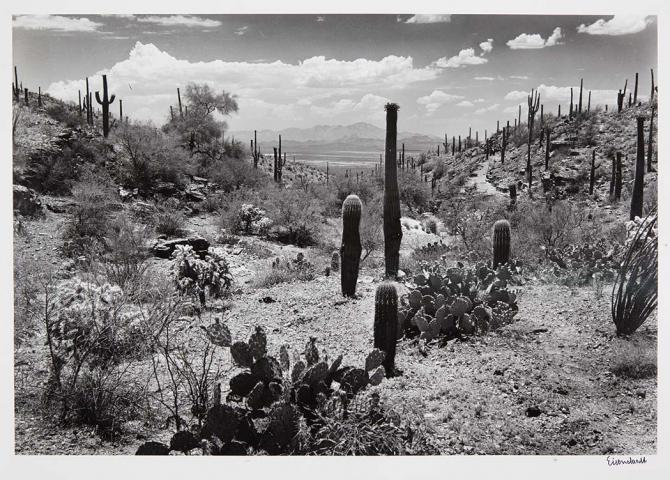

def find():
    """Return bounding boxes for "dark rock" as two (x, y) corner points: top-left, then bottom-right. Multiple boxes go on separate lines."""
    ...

(154, 181), (180, 196)
(136, 441), (170, 455)
(525, 406), (543, 417)
(151, 236), (210, 259)
(260, 296), (276, 304)
(13, 185), (42, 216)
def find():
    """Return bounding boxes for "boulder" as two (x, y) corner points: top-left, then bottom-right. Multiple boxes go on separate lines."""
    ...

(151, 236), (210, 259)
(13, 185), (42, 216)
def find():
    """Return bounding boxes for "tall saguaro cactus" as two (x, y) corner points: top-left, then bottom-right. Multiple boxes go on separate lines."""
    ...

(615, 153), (623, 201)
(501, 126), (507, 165)
(526, 89), (540, 193)
(383, 103), (402, 278)
(95, 75), (116, 138)
(647, 105), (655, 172)
(589, 149), (596, 195)
(340, 194), (362, 297)
(374, 282), (398, 375)
(630, 117), (646, 220)
(493, 220), (511, 267)
(13, 66), (20, 102)
(85, 77), (92, 125)
(578, 78), (583, 113)
(633, 72), (639, 104)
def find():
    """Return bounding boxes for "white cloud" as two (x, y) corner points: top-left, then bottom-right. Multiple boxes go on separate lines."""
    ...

(433, 48), (488, 68)
(46, 42), (439, 126)
(457, 100), (474, 107)
(235, 26), (249, 36)
(473, 98), (485, 103)
(13, 15), (103, 32)
(577, 15), (652, 36)
(474, 76), (495, 81)
(506, 27), (563, 49)
(136, 15), (222, 28)
(509, 75), (529, 80)
(479, 38), (494, 54)
(316, 16), (325, 22)
(417, 90), (463, 114)
(404, 14), (452, 24)
(504, 90), (528, 101)
(502, 84), (619, 107)
(475, 104), (499, 115)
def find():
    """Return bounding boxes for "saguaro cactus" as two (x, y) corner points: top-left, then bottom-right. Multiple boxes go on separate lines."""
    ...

(374, 282), (398, 375)
(609, 154), (616, 197)
(647, 105), (655, 172)
(177, 87), (183, 118)
(545, 128), (551, 169)
(340, 194), (362, 297)
(569, 88), (574, 118)
(617, 80), (628, 113)
(589, 149), (596, 195)
(615, 153), (623, 201)
(493, 219), (511, 267)
(501, 127), (507, 165)
(630, 117), (645, 220)
(95, 74), (116, 138)
(634, 72), (639, 104)
(85, 77), (92, 125)
(383, 103), (402, 278)
(578, 78), (583, 113)
(119, 99), (123, 124)
(13, 66), (20, 102)
(527, 89), (540, 193)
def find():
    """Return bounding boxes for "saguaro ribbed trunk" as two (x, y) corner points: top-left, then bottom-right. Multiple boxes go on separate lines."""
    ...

(630, 118), (645, 219)
(383, 103), (402, 278)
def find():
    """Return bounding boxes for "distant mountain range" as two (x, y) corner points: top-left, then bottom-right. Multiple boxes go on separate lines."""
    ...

(230, 122), (442, 153)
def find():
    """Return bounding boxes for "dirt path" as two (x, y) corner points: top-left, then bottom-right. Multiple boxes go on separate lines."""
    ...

(466, 156), (505, 198)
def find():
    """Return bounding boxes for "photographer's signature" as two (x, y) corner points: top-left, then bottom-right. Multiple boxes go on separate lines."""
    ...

(607, 456), (647, 466)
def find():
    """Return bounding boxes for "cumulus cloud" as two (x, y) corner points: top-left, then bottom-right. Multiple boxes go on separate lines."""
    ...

(433, 48), (488, 68)
(475, 103), (499, 115)
(479, 38), (494, 54)
(502, 84), (620, 107)
(404, 14), (452, 24)
(474, 76), (495, 81)
(504, 90), (528, 101)
(506, 27), (563, 49)
(13, 14), (103, 32)
(417, 90), (463, 114)
(46, 42), (438, 126)
(577, 15), (652, 36)
(457, 100), (474, 107)
(235, 26), (249, 36)
(509, 75), (529, 80)
(136, 15), (222, 28)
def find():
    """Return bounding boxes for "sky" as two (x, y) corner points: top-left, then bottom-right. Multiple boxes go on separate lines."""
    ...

(12, 14), (657, 137)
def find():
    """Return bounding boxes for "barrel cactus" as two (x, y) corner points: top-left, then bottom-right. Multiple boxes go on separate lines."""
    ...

(373, 282), (398, 375)
(492, 219), (511, 268)
(340, 194), (362, 297)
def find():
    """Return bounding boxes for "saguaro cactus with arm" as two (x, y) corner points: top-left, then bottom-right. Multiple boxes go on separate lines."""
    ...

(95, 74), (116, 138)
(383, 103), (402, 278)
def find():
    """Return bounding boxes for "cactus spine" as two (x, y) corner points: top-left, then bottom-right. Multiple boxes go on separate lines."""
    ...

(340, 194), (362, 297)
(383, 103), (402, 278)
(95, 75), (116, 138)
(374, 282), (398, 375)
(630, 117), (645, 219)
(493, 219), (511, 268)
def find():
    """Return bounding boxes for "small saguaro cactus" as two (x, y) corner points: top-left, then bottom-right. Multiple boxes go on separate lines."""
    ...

(85, 77), (92, 125)
(630, 117), (645, 220)
(340, 194), (362, 297)
(493, 219), (511, 268)
(95, 74), (116, 138)
(383, 103), (402, 278)
(331, 251), (340, 272)
(374, 282), (398, 375)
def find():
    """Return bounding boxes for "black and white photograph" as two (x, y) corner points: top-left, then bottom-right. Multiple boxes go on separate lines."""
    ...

(3, 1), (667, 477)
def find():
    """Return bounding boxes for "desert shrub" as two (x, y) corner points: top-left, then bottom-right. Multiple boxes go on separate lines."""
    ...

(611, 212), (657, 335)
(86, 213), (151, 290)
(265, 188), (324, 247)
(331, 175), (379, 207)
(42, 280), (158, 431)
(24, 149), (79, 195)
(154, 210), (186, 237)
(398, 171), (431, 214)
(45, 102), (82, 129)
(360, 194), (384, 263)
(114, 122), (190, 194)
(171, 245), (233, 307)
(205, 157), (263, 192)
(252, 254), (316, 288)
(61, 179), (117, 257)
(611, 342), (657, 379)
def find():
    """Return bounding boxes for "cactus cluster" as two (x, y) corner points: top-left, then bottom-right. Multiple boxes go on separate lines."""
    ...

(398, 260), (521, 342)
(137, 326), (389, 455)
